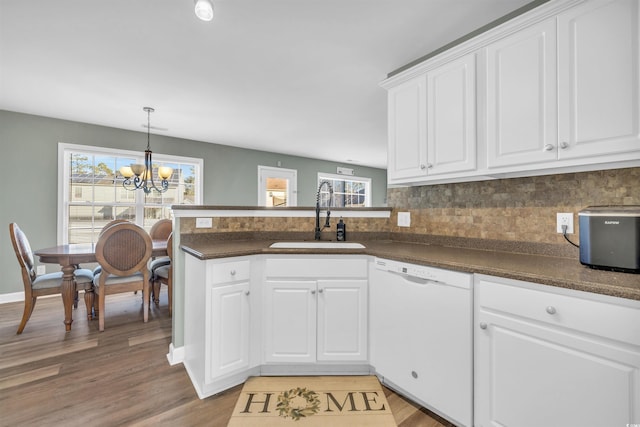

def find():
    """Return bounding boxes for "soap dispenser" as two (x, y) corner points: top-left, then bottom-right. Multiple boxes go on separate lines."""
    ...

(336, 217), (346, 241)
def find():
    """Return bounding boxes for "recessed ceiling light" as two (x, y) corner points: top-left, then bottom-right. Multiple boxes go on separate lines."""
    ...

(194, 0), (214, 21)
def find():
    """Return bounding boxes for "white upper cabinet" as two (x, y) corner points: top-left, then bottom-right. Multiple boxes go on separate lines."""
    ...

(382, 0), (640, 185)
(387, 75), (428, 182)
(558, 0), (640, 159)
(485, 18), (558, 168)
(387, 53), (477, 184)
(427, 53), (477, 175)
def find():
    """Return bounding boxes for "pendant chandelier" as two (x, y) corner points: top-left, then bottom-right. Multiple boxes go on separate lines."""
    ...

(119, 107), (173, 194)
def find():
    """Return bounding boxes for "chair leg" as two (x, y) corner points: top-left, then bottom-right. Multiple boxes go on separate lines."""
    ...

(152, 280), (161, 306)
(74, 291), (80, 309)
(98, 289), (106, 332)
(84, 290), (94, 321)
(143, 282), (149, 323)
(16, 297), (37, 334)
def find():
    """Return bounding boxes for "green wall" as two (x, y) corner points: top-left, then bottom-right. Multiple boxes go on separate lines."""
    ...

(1, 109), (387, 296)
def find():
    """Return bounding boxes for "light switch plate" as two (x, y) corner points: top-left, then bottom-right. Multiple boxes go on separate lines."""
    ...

(398, 212), (411, 227)
(37, 265), (46, 276)
(195, 217), (213, 228)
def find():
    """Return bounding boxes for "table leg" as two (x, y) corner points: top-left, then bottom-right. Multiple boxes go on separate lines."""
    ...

(60, 264), (76, 332)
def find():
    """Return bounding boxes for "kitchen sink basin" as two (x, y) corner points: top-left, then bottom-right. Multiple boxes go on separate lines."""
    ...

(269, 241), (365, 249)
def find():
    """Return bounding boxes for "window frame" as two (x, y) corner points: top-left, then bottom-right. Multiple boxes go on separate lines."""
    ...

(317, 172), (372, 208)
(57, 142), (203, 244)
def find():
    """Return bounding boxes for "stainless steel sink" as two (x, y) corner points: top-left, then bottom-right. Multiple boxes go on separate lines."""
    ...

(269, 241), (365, 249)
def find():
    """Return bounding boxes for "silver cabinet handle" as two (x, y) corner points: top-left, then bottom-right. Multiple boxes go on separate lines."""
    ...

(311, 290), (316, 295)
(546, 306), (557, 315)
(479, 322), (487, 330)
(559, 141), (569, 149)
(230, 270), (236, 276)
(318, 288), (324, 293)
(543, 144), (555, 151)
(427, 163), (434, 169)
(245, 290), (250, 296)
(420, 164), (426, 170)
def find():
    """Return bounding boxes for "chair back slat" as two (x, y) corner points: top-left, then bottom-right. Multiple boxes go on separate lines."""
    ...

(9, 223), (36, 282)
(149, 219), (172, 241)
(95, 223), (152, 277)
(99, 219), (130, 237)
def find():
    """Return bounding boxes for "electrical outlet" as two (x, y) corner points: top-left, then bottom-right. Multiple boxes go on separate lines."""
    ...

(556, 213), (574, 234)
(36, 265), (46, 276)
(195, 217), (212, 228)
(398, 212), (411, 227)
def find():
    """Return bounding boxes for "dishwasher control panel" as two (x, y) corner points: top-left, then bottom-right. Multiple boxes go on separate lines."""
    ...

(374, 258), (472, 289)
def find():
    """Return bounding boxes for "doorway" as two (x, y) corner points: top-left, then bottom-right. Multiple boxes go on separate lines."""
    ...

(258, 166), (297, 207)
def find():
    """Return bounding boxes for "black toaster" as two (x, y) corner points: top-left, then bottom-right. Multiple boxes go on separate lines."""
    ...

(578, 206), (640, 273)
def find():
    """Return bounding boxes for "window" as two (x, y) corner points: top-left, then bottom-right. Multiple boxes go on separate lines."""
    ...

(317, 173), (371, 208)
(58, 143), (203, 244)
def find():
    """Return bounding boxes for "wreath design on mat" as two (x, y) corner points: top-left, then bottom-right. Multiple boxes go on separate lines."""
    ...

(276, 387), (321, 421)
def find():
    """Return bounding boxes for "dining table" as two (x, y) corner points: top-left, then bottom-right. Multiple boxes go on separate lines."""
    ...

(34, 240), (168, 332)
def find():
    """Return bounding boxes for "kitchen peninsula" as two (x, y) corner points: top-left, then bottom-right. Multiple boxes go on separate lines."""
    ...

(169, 205), (640, 427)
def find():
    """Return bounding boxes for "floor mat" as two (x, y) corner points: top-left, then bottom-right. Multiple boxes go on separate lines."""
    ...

(228, 375), (397, 426)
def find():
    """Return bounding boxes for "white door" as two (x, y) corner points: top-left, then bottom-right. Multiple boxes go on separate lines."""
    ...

(316, 279), (367, 362)
(485, 18), (558, 168)
(263, 281), (316, 363)
(558, 0), (640, 159)
(387, 75), (428, 182)
(427, 52), (477, 175)
(258, 166), (297, 207)
(207, 281), (251, 382)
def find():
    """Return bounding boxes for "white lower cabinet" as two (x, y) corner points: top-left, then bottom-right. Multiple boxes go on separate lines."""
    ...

(263, 256), (368, 365)
(475, 275), (640, 427)
(183, 255), (257, 398)
(370, 259), (473, 427)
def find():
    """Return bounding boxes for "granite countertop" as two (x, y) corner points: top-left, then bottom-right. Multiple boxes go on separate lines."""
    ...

(180, 239), (640, 301)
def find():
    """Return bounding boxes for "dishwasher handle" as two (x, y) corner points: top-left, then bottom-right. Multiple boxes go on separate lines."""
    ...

(386, 269), (433, 285)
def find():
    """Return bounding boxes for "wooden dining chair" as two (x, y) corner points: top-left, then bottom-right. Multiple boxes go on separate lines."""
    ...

(92, 219), (131, 276)
(93, 222), (153, 332)
(9, 223), (95, 334)
(150, 233), (173, 316)
(149, 218), (172, 241)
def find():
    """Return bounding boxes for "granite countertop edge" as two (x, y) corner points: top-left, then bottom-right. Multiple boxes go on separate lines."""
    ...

(180, 240), (640, 301)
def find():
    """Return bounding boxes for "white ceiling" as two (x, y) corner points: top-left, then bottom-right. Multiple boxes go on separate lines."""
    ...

(0, 0), (532, 169)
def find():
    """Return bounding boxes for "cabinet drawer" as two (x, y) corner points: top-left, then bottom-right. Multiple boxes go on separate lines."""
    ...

(265, 257), (368, 278)
(208, 259), (250, 285)
(476, 277), (640, 346)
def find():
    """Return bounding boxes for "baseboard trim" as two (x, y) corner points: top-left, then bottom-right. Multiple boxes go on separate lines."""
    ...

(167, 344), (185, 366)
(0, 292), (25, 304)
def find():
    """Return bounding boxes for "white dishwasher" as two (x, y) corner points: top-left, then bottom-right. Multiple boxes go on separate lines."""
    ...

(370, 258), (472, 427)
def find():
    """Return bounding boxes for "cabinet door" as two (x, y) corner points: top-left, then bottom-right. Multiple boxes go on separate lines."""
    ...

(207, 281), (251, 382)
(475, 280), (640, 427)
(387, 75), (428, 182)
(558, 0), (640, 159)
(316, 279), (367, 362)
(485, 18), (558, 168)
(263, 281), (316, 363)
(427, 53), (476, 175)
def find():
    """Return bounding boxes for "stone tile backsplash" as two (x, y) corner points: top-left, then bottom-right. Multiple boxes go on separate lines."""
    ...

(178, 167), (638, 258)
(387, 167), (640, 246)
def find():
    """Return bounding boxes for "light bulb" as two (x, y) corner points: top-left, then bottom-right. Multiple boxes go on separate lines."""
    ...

(194, 0), (213, 21)
(119, 166), (134, 178)
(130, 164), (145, 177)
(158, 166), (173, 180)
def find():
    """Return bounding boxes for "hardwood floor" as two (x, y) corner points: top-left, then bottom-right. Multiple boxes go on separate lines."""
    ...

(0, 291), (453, 427)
